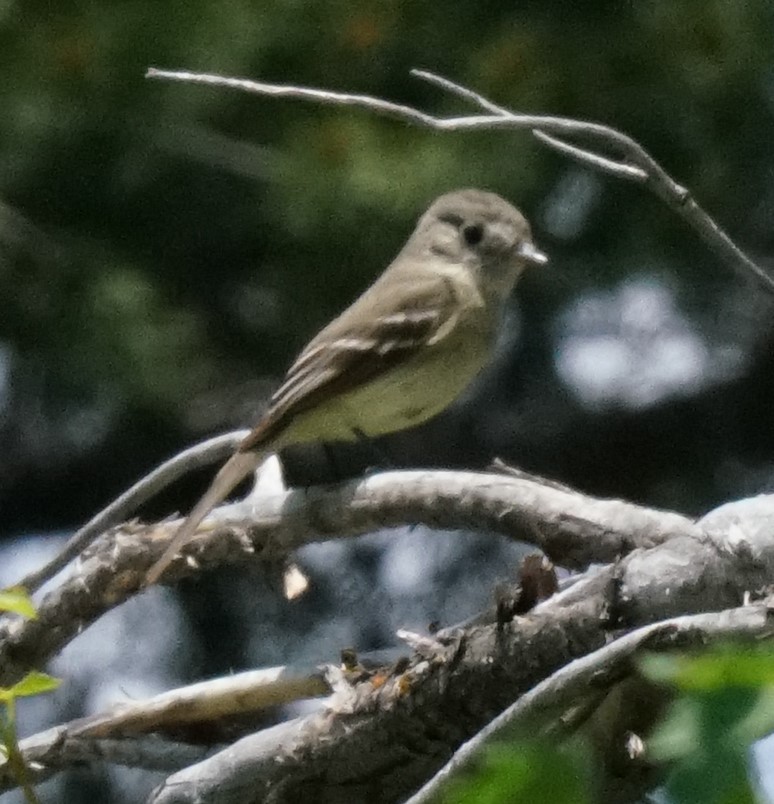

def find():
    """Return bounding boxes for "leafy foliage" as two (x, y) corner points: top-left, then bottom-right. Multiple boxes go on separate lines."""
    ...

(0, 588), (61, 804)
(433, 644), (774, 803)
(441, 741), (590, 804)
(642, 646), (774, 804)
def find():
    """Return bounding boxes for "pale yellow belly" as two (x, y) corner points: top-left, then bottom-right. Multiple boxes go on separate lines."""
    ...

(279, 323), (493, 446)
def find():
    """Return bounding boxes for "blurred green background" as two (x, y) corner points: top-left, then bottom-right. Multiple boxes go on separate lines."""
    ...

(3, 1), (774, 802)
(2, 0), (773, 536)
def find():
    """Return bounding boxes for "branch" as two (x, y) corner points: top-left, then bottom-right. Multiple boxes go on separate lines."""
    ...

(0, 468), (696, 688)
(3, 486), (773, 799)
(149, 604), (606, 803)
(413, 69), (773, 293)
(0, 645), (414, 794)
(146, 542), (774, 804)
(0, 665), (330, 793)
(14, 431), (249, 594)
(0, 729), (209, 792)
(69, 665), (329, 739)
(143, 494), (774, 802)
(145, 67), (774, 293)
(404, 601), (774, 804)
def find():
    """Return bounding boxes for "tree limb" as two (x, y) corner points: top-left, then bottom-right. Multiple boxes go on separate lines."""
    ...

(144, 495), (774, 804)
(2, 484), (772, 799)
(0, 468), (695, 688)
(405, 601), (774, 804)
(0, 729), (210, 791)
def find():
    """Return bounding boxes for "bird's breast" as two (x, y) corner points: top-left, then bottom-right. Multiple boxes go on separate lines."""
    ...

(278, 300), (498, 446)
(339, 312), (495, 437)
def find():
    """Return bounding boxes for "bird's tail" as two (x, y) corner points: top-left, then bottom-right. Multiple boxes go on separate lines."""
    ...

(145, 450), (263, 585)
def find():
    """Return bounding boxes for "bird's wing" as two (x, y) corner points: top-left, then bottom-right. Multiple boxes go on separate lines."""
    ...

(239, 272), (459, 451)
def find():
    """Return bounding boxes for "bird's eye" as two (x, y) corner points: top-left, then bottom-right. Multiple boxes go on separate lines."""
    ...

(462, 223), (484, 246)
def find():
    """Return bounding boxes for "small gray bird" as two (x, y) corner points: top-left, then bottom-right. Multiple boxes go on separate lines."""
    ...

(146, 189), (547, 584)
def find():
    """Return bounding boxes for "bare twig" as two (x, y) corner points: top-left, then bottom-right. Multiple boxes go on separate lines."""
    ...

(409, 68), (513, 117)
(70, 664), (329, 738)
(0, 729), (209, 792)
(13, 431), (249, 595)
(411, 69), (773, 293)
(145, 67), (774, 293)
(532, 129), (648, 181)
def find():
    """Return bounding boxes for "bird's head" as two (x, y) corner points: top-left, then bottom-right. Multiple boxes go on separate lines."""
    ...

(411, 188), (547, 297)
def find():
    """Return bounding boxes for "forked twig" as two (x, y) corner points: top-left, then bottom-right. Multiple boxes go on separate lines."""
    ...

(146, 66), (774, 294)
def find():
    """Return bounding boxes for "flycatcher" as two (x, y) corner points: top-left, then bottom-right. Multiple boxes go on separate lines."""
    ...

(146, 189), (547, 584)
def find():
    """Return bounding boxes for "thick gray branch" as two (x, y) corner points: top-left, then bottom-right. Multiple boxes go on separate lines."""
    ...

(406, 602), (774, 804)
(3, 485), (773, 800)
(0, 468), (694, 688)
(146, 493), (774, 804)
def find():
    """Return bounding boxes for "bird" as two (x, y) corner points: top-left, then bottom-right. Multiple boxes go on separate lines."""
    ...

(145, 188), (547, 584)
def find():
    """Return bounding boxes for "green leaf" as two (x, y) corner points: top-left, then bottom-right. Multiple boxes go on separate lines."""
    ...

(734, 686), (774, 743)
(0, 588), (37, 620)
(0, 672), (61, 702)
(647, 671), (762, 804)
(638, 644), (774, 803)
(641, 646), (774, 691)
(442, 741), (589, 804)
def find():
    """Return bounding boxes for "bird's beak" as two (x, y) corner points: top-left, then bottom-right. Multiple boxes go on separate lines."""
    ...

(517, 240), (549, 266)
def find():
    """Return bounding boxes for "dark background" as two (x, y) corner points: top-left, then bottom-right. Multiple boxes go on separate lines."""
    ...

(2, 2), (774, 801)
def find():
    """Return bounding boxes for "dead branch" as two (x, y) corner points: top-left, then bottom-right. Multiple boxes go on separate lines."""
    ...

(0, 468), (696, 689)
(0, 665), (328, 793)
(142, 490), (774, 803)
(1, 485), (772, 799)
(146, 67), (774, 293)
(405, 602), (774, 804)
(0, 728), (209, 791)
